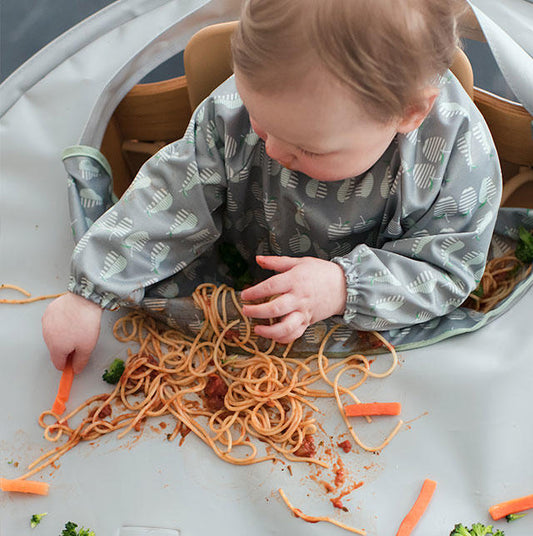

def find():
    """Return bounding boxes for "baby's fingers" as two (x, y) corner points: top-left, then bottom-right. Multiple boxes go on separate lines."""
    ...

(242, 293), (294, 319)
(254, 311), (308, 344)
(241, 272), (291, 302)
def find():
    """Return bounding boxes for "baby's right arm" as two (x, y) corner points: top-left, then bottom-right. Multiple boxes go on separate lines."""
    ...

(42, 292), (102, 373)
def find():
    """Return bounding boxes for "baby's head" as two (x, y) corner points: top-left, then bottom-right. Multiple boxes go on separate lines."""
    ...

(231, 0), (466, 180)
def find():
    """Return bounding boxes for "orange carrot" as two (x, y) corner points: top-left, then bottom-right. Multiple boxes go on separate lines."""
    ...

(0, 478), (49, 495)
(396, 479), (437, 536)
(344, 402), (401, 417)
(52, 358), (74, 415)
(489, 493), (533, 520)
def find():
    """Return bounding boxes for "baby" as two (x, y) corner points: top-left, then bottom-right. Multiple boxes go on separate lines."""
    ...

(42, 0), (501, 372)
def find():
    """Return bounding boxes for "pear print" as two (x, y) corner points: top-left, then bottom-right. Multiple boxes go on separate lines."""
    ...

(294, 201), (309, 229)
(433, 196), (458, 220)
(412, 163), (435, 190)
(109, 217), (134, 240)
(422, 136), (447, 163)
(472, 122), (493, 155)
(474, 211), (494, 236)
(456, 130), (474, 169)
(303, 322), (327, 344)
(355, 173), (374, 198)
(337, 177), (356, 202)
(370, 270), (401, 286)
(461, 250), (485, 268)
(100, 251), (127, 280)
(225, 134), (238, 159)
(269, 231), (282, 255)
(440, 237), (465, 265)
(372, 295), (405, 312)
(411, 234), (433, 256)
(437, 102), (469, 118)
(181, 162), (203, 196)
(458, 187), (477, 215)
(280, 168), (299, 188)
(213, 92), (243, 109)
(380, 166), (393, 198)
(146, 188), (173, 215)
(80, 188), (103, 208)
(72, 232), (92, 258)
(328, 218), (351, 240)
(331, 324), (353, 343)
(305, 179), (328, 199)
(150, 242), (170, 273)
(79, 159), (100, 180)
(407, 271), (437, 294)
(226, 191), (238, 213)
(199, 168), (222, 185)
(122, 231), (149, 258)
(168, 209), (199, 235)
(143, 297), (167, 312)
(244, 131), (260, 146)
(157, 281), (179, 298)
(479, 176), (498, 206)
(289, 232), (311, 253)
(263, 194), (278, 221)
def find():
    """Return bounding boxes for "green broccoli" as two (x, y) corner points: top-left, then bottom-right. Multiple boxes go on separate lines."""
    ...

(60, 521), (95, 536)
(450, 523), (505, 536)
(102, 358), (125, 384)
(450, 524), (472, 536)
(515, 226), (533, 263)
(506, 513), (526, 522)
(30, 513), (47, 528)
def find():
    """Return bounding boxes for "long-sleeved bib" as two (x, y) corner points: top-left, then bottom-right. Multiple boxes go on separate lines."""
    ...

(68, 72), (504, 336)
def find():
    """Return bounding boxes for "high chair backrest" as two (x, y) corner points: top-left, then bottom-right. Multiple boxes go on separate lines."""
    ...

(184, 21), (238, 111)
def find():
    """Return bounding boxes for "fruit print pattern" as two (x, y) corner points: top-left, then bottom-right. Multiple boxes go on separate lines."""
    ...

(68, 73), (505, 330)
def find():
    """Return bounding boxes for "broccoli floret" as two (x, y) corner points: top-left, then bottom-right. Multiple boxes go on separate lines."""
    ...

(450, 523), (505, 536)
(77, 529), (96, 536)
(102, 358), (125, 384)
(60, 522), (95, 536)
(515, 226), (533, 263)
(506, 513), (526, 522)
(61, 522), (78, 536)
(470, 523), (496, 536)
(450, 524), (472, 536)
(30, 513), (47, 528)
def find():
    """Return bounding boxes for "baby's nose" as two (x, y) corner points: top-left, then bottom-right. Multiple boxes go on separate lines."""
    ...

(264, 136), (295, 169)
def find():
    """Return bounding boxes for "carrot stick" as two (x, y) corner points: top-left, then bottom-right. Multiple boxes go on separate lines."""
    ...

(344, 402), (401, 417)
(396, 479), (437, 536)
(0, 478), (49, 495)
(489, 493), (533, 520)
(52, 357), (74, 415)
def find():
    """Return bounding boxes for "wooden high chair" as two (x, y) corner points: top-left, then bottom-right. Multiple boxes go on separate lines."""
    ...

(100, 15), (533, 207)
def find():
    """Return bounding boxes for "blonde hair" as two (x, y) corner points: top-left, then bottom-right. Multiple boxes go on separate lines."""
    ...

(232, 0), (467, 122)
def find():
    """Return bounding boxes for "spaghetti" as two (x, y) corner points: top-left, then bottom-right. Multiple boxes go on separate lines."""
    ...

(0, 284), (64, 304)
(464, 254), (532, 313)
(278, 487), (366, 535)
(19, 284), (400, 484)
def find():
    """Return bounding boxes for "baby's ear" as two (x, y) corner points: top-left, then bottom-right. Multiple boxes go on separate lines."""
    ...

(397, 87), (440, 133)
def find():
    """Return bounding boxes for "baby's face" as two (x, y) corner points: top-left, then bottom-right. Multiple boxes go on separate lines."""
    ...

(235, 70), (400, 182)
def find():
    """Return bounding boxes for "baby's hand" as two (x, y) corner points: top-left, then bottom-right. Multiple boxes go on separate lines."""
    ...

(42, 292), (103, 373)
(241, 256), (347, 343)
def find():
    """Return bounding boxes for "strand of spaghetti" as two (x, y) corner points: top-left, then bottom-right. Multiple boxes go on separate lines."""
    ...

(0, 284), (31, 296)
(278, 488), (366, 535)
(333, 364), (403, 452)
(0, 292), (65, 304)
